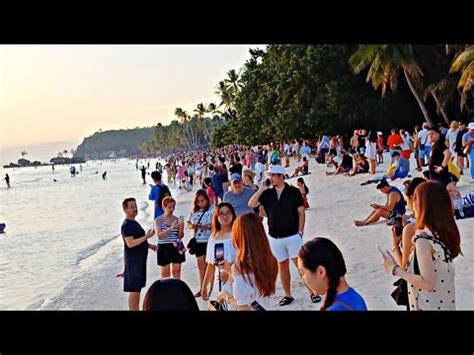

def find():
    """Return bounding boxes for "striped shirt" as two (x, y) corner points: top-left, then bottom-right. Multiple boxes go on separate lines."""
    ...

(156, 215), (179, 244)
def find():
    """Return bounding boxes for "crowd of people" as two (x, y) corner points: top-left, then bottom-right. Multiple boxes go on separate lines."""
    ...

(118, 119), (473, 311)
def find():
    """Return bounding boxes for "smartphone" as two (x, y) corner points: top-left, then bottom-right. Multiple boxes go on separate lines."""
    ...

(376, 245), (385, 257)
(249, 300), (266, 311)
(265, 178), (271, 187)
(214, 243), (224, 264)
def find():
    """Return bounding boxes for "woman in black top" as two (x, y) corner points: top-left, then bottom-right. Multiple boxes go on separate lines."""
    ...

(428, 127), (452, 187)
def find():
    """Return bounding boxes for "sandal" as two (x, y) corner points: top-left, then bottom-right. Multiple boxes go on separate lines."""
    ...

(194, 291), (201, 298)
(279, 296), (294, 306)
(310, 293), (322, 303)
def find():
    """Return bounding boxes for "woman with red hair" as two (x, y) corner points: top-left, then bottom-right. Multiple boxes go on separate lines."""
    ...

(217, 213), (278, 310)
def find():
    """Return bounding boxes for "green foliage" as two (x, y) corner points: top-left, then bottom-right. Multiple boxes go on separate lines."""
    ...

(146, 44), (472, 150)
(75, 127), (155, 160)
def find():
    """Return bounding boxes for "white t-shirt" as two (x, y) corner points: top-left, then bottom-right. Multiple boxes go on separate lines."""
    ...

(445, 129), (458, 153)
(418, 129), (431, 147)
(187, 205), (215, 243)
(233, 273), (271, 309)
(206, 235), (237, 302)
(400, 133), (411, 151)
(254, 162), (265, 185)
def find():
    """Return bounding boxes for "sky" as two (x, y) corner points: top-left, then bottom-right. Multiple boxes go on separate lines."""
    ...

(0, 45), (260, 163)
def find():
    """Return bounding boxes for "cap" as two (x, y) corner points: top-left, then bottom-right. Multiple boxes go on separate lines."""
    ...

(376, 179), (390, 189)
(266, 165), (286, 175)
(230, 173), (242, 182)
(468, 122), (474, 130)
(377, 131), (383, 136)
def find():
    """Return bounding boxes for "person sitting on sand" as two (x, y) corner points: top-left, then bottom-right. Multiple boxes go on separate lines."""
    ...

(291, 156), (309, 177)
(387, 151), (410, 180)
(354, 179), (406, 226)
(325, 150), (353, 176)
(348, 153), (369, 176)
(297, 177), (310, 209)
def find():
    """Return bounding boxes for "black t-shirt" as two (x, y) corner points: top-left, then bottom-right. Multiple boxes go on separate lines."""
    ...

(429, 141), (450, 185)
(229, 163), (243, 175)
(455, 128), (468, 153)
(341, 154), (353, 170)
(258, 183), (304, 238)
(358, 135), (366, 150)
(121, 219), (148, 260)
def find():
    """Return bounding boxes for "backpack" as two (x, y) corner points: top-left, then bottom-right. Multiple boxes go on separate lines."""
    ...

(156, 184), (171, 210)
(448, 160), (461, 180)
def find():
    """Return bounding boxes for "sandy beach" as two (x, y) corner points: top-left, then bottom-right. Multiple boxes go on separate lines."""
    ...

(43, 154), (474, 310)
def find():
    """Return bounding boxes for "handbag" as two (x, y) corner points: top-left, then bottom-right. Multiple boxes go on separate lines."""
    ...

(187, 210), (206, 255)
(391, 246), (419, 307)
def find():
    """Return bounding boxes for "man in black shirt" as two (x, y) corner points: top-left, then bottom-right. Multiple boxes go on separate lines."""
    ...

(121, 197), (155, 310)
(428, 126), (452, 187)
(248, 165), (320, 306)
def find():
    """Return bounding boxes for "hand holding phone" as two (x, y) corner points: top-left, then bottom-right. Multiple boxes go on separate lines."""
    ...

(249, 300), (266, 311)
(376, 245), (386, 258)
(214, 243), (225, 265)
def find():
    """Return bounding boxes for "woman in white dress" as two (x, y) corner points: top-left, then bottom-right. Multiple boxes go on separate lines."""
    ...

(380, 181), (461, 310)
(201, 202), (237, 310)
(365, 131), (378, 175)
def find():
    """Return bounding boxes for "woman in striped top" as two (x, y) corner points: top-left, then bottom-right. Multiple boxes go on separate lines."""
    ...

(154, 196), (185, 279)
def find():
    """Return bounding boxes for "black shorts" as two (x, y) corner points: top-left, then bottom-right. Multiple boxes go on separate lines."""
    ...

(456, 151), (467, 158)
(330, 148), (337, 156)
(157, 243), (186, 266)
(194, 242), (208, 258)
(124, 256), (147, 292)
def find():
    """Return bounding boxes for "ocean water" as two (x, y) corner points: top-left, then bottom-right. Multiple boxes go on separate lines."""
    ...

(0, 159), (168, 310)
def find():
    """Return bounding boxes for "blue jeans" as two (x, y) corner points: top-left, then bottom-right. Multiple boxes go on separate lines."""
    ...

(419, 146), (431, 161)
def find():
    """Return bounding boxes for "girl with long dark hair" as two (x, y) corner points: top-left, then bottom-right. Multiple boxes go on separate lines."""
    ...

(298, 237), (367, 311)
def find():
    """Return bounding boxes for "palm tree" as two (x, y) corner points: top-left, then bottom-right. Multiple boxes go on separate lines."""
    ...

(224, 69), (242, 96)
(194, 103), (211, 142)
(70, 149), (76, 156)
(63, 149), (69, 157)
(449, 45), (474, 110)
(21, 151), (28, 157)
(175, 107), (198, 150)
(215, 80), (234, 111)
(349, 44), (434, 126)
(424, 78), (456, 124)
(207, 102), (222, 121)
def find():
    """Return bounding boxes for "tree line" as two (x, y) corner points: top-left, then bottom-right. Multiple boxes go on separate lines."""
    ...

(143, 44), (473, 154)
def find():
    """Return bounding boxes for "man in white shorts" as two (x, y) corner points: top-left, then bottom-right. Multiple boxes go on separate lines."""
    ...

(248, 165), (321, 306)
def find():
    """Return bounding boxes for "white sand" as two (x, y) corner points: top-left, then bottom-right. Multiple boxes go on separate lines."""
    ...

(44, 154), (473, 310)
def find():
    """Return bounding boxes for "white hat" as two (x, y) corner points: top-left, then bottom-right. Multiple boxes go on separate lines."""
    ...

(468, 122), (474, 130)
(266, 165), (286, 175)
(377, 131), (383, 136)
